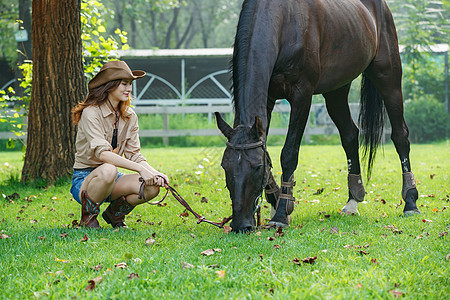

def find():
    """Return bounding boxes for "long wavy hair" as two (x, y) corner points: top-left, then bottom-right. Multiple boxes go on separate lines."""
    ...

(72, 79), (131, 125)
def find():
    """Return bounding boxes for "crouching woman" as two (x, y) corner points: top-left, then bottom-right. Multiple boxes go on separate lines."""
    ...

(71, 61), (168, 229)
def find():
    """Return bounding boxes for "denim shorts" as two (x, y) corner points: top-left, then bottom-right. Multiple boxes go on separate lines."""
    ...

(70, 167), (124, 204)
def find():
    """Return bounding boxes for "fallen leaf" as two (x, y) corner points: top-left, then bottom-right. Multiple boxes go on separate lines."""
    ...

(223, 226), (232, 234)
(273, 244), (282, 249)
(302, 256), (317, 264)
(371, 258), (378, 264)
(267, 236), (275, 241)
(432, 208), (439, 212)
(382, 212), (388, 218)
(275, 226), (285, 237)
(268, 287), (274, 294)
(389, 290), (404, 298)
(438, 232), (448, 238)
(330, 227), (339, 234)
(422, 219), (433, 223)
(430, 174), (435, 179)
(39, 236), (45, 240)
(59, 233), (68, 238)
(92, 264), (103, 271)
(0, 234), (9, 239)
(213, 248), (222, 253)
(208, 264), (220, 268)
(355, 283), (363, 288)
(79, 234), (89, 242)
(145, 237), (155, 247)
(85, 276), (102, 291)
(313, 188), (324, 195)
(200, 249), (215, 256)
(358, 250), (369, 255)
(181, 261), (195, 269)
(446, 253), (450, 261)
(381, 199), (386, 204)
(128, 273), (139, 279)
(114, 262), (128, 269)
(30, 219), (38, 224)
(215, 270), (226, 278)
(55, 257), (70, 263)
(179, 212), (189, 217)
(201, 197), (208, 203)
(259, 254), (264, 260)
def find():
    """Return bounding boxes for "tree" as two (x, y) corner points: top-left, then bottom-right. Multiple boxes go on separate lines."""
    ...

(21, 0), (85, 183)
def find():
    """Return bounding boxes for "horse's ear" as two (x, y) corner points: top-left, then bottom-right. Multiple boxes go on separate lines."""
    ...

(215, 112), (234, 140)
(251, 116), (265, 139)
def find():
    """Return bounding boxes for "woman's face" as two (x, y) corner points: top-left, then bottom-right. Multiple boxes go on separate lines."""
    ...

(109, 80), (132, 103)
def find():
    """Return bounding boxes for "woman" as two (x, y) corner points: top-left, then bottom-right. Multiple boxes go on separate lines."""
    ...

(71, 60), (168, 229)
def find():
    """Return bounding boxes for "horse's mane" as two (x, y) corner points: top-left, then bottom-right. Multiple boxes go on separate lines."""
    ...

(231, 0), (258, 118)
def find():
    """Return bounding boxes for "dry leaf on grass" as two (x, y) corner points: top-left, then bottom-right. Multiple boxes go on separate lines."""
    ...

(181, 261), (195, 269)
(201, 248), (221, 256)
(145, 237), (156, 247)
(330, 227), (339, 234)
(85, 276), (102, 291)
(293, 256), (317, 265)
(223, 226), (232, 234)
(215, 270), (226, 278)
(128, 273), (139, 279)
(92, 264), (103, 271)
(79, 234), (88, 242)
(114, 262), (128, 269)
(1, 234), (9, 239)
(389, 290), (404, 298)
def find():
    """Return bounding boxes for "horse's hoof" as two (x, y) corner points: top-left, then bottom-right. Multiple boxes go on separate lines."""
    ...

(341, 199), (360, 215)
(403, 209), (421, 216)
(269, 215), (291, 228)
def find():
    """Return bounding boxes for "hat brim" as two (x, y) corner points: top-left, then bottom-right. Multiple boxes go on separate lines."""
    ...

(88, 69), (146, 90)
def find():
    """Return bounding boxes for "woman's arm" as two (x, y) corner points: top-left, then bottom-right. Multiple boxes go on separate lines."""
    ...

(138, 160), (169, 187)
(99, 150), (159, 186)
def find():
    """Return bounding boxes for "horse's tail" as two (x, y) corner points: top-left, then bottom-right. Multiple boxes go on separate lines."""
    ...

(358, 72), (385, 179)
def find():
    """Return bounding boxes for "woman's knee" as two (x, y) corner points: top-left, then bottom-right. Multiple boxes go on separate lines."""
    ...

(144, 185), (160, 200)
(96, 163), (118, 184)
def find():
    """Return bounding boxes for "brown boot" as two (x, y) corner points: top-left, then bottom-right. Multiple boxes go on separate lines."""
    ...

(102, 196), (135, 228)
(80, 190), (101, 229)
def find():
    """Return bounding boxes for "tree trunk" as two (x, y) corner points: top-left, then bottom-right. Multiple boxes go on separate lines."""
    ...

(22, 0), (85, 184)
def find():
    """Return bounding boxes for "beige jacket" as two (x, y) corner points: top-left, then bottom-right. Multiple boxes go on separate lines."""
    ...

(73, 101), (146, 169)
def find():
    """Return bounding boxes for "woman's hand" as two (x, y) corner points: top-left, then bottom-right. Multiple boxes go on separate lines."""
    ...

(154, 172), (169, 188)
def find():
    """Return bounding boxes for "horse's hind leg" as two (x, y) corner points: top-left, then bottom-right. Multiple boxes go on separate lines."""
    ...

(323, 84), (365, 215)
(365, 46), (420, 215)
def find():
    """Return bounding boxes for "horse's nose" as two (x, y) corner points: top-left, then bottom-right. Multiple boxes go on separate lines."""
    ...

(231, 222), (254, 233)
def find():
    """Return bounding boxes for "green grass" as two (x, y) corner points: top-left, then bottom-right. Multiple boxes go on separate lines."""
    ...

(0, 143), (449, 299)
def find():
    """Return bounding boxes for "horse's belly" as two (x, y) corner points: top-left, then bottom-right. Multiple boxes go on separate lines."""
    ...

(311, 0), (379, 93)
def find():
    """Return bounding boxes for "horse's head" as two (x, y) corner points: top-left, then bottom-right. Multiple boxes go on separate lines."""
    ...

(215, 112), (271, 233)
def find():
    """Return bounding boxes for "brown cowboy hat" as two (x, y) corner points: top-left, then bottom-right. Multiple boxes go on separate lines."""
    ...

(88, 60), (146, 91)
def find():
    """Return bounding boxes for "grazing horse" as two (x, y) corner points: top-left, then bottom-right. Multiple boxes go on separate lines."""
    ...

(215, 0), (420, 233)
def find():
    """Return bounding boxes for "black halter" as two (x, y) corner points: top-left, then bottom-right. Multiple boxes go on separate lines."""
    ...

(226, 139), (272, 216)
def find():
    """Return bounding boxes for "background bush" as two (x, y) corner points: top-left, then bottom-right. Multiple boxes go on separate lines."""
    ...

(404, 95), (449, 143)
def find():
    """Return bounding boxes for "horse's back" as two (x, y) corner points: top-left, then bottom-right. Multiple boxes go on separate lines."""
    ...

(272, 0), (394, 94)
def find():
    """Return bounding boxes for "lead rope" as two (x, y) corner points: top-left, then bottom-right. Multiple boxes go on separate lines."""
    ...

(138, 177), (232, 228)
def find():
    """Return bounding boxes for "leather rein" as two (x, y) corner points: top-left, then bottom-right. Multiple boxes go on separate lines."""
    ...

(137, 139), (271, 229)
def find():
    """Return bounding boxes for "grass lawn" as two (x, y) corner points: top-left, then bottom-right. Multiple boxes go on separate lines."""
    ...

(0, 143), (449, 299)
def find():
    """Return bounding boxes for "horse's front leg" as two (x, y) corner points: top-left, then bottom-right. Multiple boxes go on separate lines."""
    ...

(269, 93), (312, 227)
(324, 85), (365, 215)
(264, 97), (280, 216)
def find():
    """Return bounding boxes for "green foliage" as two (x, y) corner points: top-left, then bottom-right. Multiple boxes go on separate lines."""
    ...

(81, 0), (130, 81)
(0, 0), (19, 66)
(0, 144), (448, 298)
(388, 0), (449, 102)
(404, 95), (450, 143)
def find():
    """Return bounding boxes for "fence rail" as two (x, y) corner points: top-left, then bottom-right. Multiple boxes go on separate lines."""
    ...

(1, 102), (392, 145)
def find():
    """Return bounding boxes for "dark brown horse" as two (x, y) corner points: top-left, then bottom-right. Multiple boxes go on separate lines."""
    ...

(215, 0), (419, 232)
